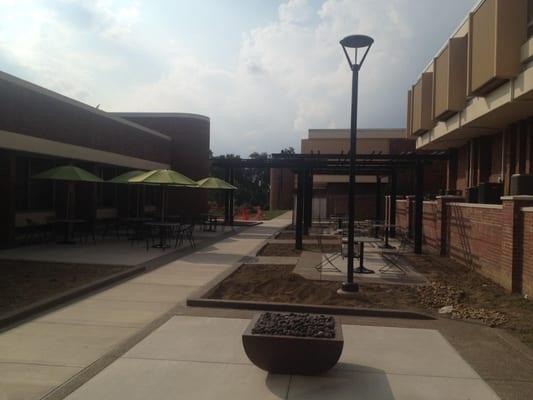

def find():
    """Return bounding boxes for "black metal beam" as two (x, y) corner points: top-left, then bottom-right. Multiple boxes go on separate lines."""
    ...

(295, 169), (304, 250)
(414, 160), (424, 254)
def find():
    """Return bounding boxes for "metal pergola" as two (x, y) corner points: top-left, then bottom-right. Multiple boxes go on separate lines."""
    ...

(211, 151), (448, 255)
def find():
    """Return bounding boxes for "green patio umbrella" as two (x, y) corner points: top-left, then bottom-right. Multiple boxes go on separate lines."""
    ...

(107, 170), (146, 216)
(33, 165), (102, 182)
(129, 169), (198, 222)
(196, 177), (237, 228)
(107, 170), (146, 184)
(32, 165), (103, 219)
(196, 177), (237, 190)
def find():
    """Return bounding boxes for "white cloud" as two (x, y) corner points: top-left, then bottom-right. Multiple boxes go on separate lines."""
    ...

(0, 0), (477, 155)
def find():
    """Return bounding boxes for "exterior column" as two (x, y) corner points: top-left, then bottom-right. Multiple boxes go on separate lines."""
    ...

(0, 151), (16, 244)
(446, 148), (458, 192)
(435, 195), (464, 256)
(501, 195), (533, 293)
(414, 160), (424, 254)
(303, 170), (312, 235)
(390, 171), (397, 237)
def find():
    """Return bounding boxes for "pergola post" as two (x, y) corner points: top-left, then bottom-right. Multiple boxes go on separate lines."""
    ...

(374, 175), (382, 237)
(390, 169), (397, 237)
(295, 169), (304, 250)
(414, 160), (424, 254)
(304, 170), (313, 234)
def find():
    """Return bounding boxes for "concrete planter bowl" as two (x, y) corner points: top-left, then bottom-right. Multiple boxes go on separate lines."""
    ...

(242, 312), (344, 375)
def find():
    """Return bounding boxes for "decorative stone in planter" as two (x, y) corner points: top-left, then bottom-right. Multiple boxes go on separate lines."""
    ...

(242, 312), (343, 375)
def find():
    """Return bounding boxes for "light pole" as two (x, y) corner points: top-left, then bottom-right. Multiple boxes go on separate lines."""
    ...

(339, 35), (373, 294)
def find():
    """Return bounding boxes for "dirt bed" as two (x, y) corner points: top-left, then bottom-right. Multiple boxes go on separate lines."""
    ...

(257, 243), (339, 257)
(209, 264), (420, 310)
(210, 254), (533, 350)
(0, 259), (132, 316)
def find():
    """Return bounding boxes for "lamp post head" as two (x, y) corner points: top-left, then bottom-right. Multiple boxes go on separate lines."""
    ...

(340, 34), (373, 71)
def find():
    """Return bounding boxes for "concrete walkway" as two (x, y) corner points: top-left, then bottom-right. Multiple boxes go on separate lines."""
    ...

(62, 315), (499, 400)
(0, 214), (292, 400)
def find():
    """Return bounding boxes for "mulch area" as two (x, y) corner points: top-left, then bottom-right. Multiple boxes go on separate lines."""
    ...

(210, 252), (533, 350)
(0, 259), (132, 316)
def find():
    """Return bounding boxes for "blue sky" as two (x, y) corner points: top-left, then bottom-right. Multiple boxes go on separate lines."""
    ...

(0, 0), (477, 156)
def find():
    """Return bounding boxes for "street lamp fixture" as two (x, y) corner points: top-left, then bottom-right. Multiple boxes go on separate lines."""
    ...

(339, 34), (373, 294)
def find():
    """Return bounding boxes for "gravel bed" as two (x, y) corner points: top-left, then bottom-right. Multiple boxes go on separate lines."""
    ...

(252, 312), (336, 338)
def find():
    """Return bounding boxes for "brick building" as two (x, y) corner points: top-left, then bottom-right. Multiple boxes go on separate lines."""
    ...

(0, 71), (210, 246)
(399, 0), (533, 297)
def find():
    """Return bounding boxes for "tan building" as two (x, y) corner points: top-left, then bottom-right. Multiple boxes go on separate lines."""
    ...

(270, 128), (445, 220)
(407, 0), (533, 201)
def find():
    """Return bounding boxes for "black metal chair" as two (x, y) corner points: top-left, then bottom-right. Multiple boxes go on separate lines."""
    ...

(175, 224), (196, 248)
(379, 227), (409, 274)
(130, 223), (154, 251)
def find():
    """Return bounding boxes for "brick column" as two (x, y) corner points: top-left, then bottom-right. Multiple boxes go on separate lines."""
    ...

(436, 195), (464, 256)
(501, 196), (533, 293)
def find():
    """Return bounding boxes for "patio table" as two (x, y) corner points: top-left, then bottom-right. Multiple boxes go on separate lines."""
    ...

(55, 219), (85, 244)
(342, 235), (382, 274)
(145, 221), (180, 249)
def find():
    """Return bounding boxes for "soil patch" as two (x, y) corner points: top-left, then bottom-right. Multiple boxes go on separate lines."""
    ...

(209, 264), (420, 310)
(0, 259), (132, 316)
(210, 255), (533, 350)
(258, 243), (339, 257)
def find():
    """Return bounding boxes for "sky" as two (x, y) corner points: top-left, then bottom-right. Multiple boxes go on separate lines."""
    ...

(0, 0), (478, 156)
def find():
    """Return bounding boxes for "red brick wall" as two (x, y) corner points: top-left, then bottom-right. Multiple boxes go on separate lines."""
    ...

(396, 200), (409, 231)
(447, 203), (504, 287)
(422, 201), (439, 253)
(521, 210), (533, 298)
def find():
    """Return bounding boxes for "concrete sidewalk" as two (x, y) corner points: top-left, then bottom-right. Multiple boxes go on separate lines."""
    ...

(62, 315), (500, 400)
(0, 213), (292, 400)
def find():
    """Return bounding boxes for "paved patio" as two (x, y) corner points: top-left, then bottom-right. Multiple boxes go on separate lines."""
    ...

(0, 229), (232, 266)
(2, 212), (533, 399)
(63, 315), (499, 400)
(0, 214), (292, 400)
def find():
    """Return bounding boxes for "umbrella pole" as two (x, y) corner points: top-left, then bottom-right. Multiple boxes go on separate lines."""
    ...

(161, 185), (165, 223)
(137, 186), (140, 217)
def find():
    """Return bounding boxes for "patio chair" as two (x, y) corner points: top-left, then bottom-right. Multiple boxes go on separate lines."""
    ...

(130, 223), (154, 251)
(379, 228), (409, 274)
(175, 224), (196, 248)
(76, 220), (96, 244)
(23, 219), (45, 244)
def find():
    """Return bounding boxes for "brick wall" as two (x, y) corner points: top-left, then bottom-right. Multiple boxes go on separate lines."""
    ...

(395, 199), (409, 231)
(447, 203), (504, 286)
(521, 209), (533, 298)
(422, 201), (439, 253)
